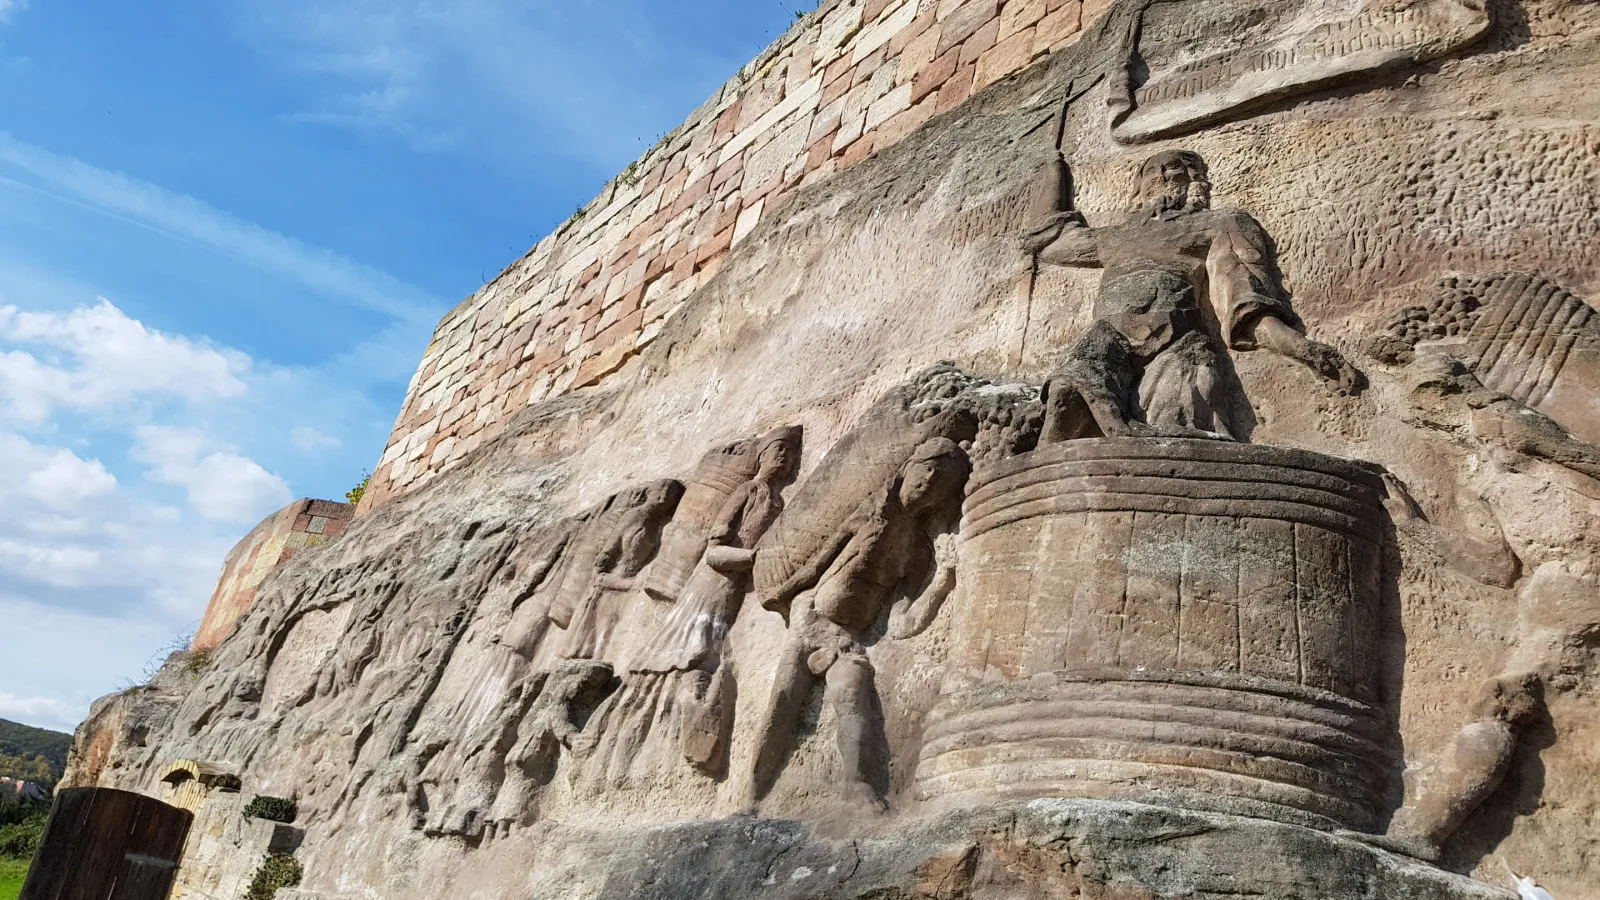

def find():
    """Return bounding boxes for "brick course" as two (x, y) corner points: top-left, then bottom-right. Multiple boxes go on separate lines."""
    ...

(362, 0), (1098, 510)
(193, 499), (355, 651)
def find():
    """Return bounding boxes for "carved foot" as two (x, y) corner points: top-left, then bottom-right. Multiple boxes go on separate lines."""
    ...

(841, 781), (888, 815)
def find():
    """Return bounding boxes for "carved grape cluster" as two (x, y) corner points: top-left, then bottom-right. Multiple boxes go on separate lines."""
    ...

(901, 363), (1042, 466)
(1373, 275), (1487, 364)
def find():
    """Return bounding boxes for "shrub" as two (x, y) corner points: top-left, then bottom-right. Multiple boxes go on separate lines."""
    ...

(243, 796), (297, 823)
(181, 650), (212, 676)
(245, 853), (302, 900)
(0, 809), (45, 859)
(345, 472), (370, 507)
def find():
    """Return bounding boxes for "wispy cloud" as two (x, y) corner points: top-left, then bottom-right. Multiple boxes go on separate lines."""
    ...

(133, 425), (292, 523)
(0, 0), (26, 24)
(0, 299), (291, 730)
(0, 133), (439, 325)
(229, 0), (779, 174)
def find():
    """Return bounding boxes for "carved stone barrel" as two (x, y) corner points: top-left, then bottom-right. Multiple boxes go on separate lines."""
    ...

(916, 438), (1395, 831)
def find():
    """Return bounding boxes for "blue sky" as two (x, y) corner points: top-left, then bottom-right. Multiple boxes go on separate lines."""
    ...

(0, 0), (800, 734)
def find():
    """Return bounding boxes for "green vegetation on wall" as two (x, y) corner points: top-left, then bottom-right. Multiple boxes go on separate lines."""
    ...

(243, 795), (298, 824)
(245, 853), (302, 900)
(345, 472), (370, 507)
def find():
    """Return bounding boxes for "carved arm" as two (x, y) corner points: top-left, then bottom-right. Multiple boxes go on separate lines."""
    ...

(1034, 217), (1100, 267)
(704, 543), (757, 574)
(887, 534), (958, 640)
(763, 528), (853, 615)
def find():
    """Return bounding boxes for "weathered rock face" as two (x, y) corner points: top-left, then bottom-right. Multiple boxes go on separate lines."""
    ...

(63, 1), (1600, 898)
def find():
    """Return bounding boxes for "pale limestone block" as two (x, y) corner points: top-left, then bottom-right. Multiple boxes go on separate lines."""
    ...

(811, 95), (847, 141)
(745, 116), (811, 189)
(851, 0), (919, 65)
(733, 199), (766, 246)
(819, 4), (865, 52)
(833, 108), (868, 153)
(719, 74), (824, 166)
(629, 187), (665, 229)
(867, 57), (900, 100)
(429, 437), (457, 467)
(866, 82), (914, 133)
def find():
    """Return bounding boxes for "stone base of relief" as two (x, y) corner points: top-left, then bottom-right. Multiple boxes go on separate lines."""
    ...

(288, 801), (1512, 900)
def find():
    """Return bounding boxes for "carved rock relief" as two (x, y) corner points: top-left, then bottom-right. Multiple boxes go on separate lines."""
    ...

(1377, 273), (1600, 447)
(64, 11), (1600, 894)
(578, 425), (800, 791)
(1111, 0), (1493, 143)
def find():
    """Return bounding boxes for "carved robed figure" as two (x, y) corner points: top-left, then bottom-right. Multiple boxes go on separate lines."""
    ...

(1025, 150), (1363, 443)
(749, 437), (970, 809)
(577, 426), (802, 785)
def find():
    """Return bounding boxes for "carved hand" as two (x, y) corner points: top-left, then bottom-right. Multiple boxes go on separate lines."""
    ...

(595, 573), (636, 592)
(1255, 316), (1367, 395)
(1297, 338), (1368, 395)
(704, 544), (756, 575)
(1021, 210), (1087, 256)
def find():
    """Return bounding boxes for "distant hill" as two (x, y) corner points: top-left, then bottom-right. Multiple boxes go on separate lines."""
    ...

(0, 719), (71, 786)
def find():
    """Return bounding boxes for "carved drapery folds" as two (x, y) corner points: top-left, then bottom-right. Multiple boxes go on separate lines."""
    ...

(578, 425), (801, 786)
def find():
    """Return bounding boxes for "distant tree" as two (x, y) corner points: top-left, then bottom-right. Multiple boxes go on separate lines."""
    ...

(0, 720), (70, 784)
(0, 756), (51, 789)
(0, 808), (45, 860)
(0, 794), (47, 862)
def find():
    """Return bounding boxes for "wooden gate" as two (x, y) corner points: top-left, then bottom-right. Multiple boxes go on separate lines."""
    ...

(20, 787), (193, 900)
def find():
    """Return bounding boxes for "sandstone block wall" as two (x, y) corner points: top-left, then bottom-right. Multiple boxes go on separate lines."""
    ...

(193, 499), (353, 653)
(363, 0), (1108, 510)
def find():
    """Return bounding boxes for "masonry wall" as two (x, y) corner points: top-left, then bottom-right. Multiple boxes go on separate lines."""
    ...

(363, 0), (1109, 510)
(193, 499), (354, 652)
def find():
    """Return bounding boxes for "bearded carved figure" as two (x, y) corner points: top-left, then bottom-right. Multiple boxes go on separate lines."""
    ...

(1025, 150), (1364, 443)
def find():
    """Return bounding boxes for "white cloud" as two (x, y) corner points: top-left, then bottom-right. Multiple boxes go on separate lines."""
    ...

(0, 0), (26, 24)
(0, 694), (80, 735)
(0, 300), (249, 421)
(291, 425), (341, 452)
(0, 431), (213, 595)
(133, 425), (292, 524)
(0, 135), (437, 731)
(16, 439), (117, 509)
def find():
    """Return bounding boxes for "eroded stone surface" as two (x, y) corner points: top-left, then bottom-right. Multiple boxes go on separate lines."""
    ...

(58, 1), (1600, 898)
